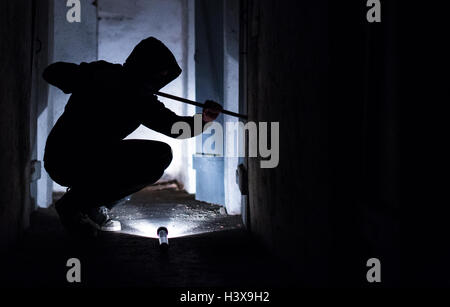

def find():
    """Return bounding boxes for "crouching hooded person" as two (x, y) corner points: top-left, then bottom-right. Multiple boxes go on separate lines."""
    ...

(43, 37), (222, 236)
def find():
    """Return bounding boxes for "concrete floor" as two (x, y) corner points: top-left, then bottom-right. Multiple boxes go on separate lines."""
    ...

(2, 186), (293, 288)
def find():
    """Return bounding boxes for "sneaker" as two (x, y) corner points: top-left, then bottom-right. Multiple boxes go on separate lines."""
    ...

(85, 206), (121, 232)
(106, 195), (131, 210)
(55, 194), (98, 238)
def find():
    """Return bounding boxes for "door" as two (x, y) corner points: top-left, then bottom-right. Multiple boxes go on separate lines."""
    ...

(193, 0), (225, 206)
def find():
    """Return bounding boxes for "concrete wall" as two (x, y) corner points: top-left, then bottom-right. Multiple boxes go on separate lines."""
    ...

(0, 0), (33, 251)
(98, 0), (197, 193)
(245, 0), (401, 286)
(48, 0), (98, 193)
(34, 0), (52, 208)
(223, 0), (241, 214)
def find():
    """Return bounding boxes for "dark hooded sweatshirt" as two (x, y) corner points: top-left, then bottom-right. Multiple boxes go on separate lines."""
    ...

(43, 37), (201, 165)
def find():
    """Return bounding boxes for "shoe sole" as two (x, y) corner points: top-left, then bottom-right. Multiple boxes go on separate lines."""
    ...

(84, 216), (122, 232)
(99, 224), (122, 232)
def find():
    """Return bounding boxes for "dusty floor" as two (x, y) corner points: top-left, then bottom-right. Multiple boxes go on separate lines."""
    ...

(2, 186), (294, 288)
(111, 185), (243, 238)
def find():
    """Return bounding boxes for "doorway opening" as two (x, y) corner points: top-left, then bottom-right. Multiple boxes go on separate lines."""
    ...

(35, 0), (247, 238)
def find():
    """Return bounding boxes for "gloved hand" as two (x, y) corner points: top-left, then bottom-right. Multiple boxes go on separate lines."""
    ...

(202, 100), (223, 122)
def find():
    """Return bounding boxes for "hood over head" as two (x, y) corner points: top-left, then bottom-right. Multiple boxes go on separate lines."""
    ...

(124, 37), (182, 91)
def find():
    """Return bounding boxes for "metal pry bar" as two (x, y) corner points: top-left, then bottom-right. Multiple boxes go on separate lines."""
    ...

(156, 91), (248, 120)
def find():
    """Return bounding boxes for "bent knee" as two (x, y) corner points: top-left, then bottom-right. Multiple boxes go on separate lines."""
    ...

(159, 143), (173, 169)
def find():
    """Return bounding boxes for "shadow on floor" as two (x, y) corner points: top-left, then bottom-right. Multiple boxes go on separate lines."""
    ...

(2, 188), (294, 288)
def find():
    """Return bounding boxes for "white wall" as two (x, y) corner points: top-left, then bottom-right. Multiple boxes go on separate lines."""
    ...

(98, 0), (196, 193)
(223, 0), (241, 214)
(39, 0), (98, 197)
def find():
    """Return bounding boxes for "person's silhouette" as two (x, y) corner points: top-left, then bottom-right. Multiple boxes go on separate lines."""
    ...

(43, 37), (221, 236)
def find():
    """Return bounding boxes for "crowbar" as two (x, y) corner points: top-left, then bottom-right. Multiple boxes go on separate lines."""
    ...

(156, 91), (248, 120)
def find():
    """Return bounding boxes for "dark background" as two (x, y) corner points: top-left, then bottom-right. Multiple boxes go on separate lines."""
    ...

(1, 0), (449, 287)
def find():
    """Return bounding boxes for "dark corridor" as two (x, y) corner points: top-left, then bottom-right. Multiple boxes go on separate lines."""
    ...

(1, 0), (450, 295)
(2, 187), (291, 288)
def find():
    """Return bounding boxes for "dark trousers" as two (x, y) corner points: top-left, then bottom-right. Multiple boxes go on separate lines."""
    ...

(44, 139), (173, 210)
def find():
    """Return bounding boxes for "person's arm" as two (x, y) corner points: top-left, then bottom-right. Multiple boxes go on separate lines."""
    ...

(43, 61), (118, 94)
(42, 62), (81, 94)
(139, 96), (222, 139)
